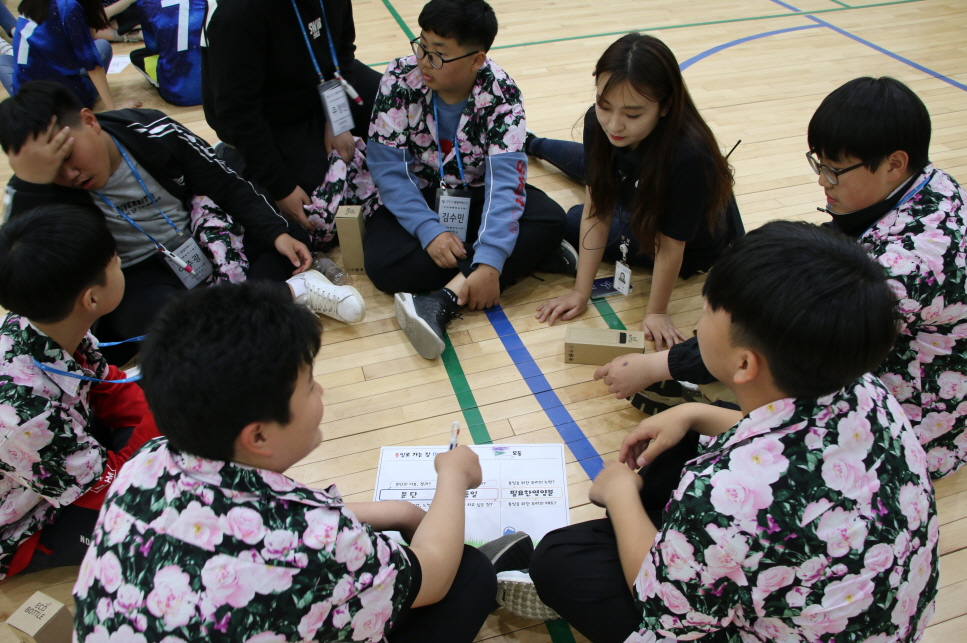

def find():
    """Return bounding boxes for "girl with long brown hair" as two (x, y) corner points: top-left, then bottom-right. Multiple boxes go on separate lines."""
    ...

(535, 33), (743, 350)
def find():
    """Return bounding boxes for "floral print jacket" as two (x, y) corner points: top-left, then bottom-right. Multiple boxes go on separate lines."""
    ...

(863, 165), (967, 479)
(629, 374), (938, 642)
(0, 315), (148, 579)
(73, 439), (414, 643)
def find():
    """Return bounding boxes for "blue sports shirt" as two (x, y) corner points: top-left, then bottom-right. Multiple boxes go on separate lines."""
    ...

(138, 0), (210, 106)
(12, 0), (104, 106)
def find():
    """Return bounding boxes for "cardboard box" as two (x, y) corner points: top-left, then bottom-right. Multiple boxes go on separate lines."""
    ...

(4, 592), (73, 643)
(564, 327), (646, 365)
(335, 205), (366, 274)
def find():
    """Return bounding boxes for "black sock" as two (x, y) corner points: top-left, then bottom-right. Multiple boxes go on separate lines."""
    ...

(437, 287), (460, 312)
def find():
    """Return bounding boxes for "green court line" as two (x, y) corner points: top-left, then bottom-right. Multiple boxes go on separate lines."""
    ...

(487, 0), (919, 51)
(545, 619), (578, 643)
(829, 0), (852, 8)
(592, 298), (627, 331)
(441, 334), (492, 444)
(380, 0), (416, 41)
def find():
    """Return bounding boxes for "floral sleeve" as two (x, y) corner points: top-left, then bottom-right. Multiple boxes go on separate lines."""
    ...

(483, 76), (526, 157)
(369, 58), (415, 150)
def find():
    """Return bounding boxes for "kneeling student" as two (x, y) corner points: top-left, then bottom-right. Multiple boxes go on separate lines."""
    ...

(0, 204), (160, 580)
(517, 222), (938, 642)
(72, 281), (507, 643)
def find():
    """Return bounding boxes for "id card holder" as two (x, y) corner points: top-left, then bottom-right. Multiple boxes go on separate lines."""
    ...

(319, 79), (355, 137)
(164, 235), (213, 289)
(435, 187), (471, 242)
(614, 261), (632, 296)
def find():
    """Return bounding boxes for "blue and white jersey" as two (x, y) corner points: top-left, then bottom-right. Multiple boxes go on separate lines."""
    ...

(138, 0), (211, 106)
(12, 0), (104, 106)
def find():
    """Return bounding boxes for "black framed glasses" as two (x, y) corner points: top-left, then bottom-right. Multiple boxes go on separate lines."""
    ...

(410, 38), (478, 69)
(806, 152), (864, 185)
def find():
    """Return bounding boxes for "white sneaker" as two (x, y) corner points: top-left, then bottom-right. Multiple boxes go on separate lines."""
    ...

(495, 570), (560, 621)
(291, 270), (365, 323)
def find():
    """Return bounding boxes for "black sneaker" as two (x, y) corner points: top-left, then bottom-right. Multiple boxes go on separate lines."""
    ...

(630, 380), (707, 415)
(478, 532), (534, 573)
(535, 240), (578, 277)
(394, 291), (460, 360)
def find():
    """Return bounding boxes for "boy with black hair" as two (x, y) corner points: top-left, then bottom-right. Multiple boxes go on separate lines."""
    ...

(517, 221), (938, 642)
(364, 0), (571, 360)
(0, 81), (365, 363)
(72, 281), (510, 643)
(0, 204), (160, 580)
(599, 76), (967, 480)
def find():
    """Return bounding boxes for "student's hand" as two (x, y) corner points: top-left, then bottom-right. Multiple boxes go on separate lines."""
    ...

(434, 445), (482, 490)
(535, 289), (589, 326)
(595, 352), (668, 400)
(325, 123), (356, 165)
(426, 231), (467, 269)
(618, 404), (694, 469)
(641, 313), (687, 352)
(276, 186), (314, 230)
(7, 118), (73, 184)
(588, 461), (643, 508)
(458, 265), (500, 311)
(273, 233), (313, 275)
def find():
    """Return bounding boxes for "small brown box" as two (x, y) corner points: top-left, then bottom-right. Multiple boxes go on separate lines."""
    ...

(564, 327), (646, 365)
(4, 592), (73, 643)
(335, 205), (366, 274)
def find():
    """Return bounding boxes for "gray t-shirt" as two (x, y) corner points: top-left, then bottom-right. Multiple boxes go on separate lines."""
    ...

(94, 147), (191, 267)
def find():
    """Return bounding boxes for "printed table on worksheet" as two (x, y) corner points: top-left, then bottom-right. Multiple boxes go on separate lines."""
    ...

(374, 444), (569, 545)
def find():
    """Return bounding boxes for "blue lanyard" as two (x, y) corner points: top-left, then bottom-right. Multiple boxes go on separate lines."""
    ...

(31, 359), (142, 384)
(94, 138), (183, 243)
(290, 0), (342, 82)
(432, 93), (466, 188)
(99, 335), (146, 348)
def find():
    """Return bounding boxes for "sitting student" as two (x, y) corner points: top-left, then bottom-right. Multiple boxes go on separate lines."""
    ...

(509, 221), (939, 642)
(0, 81), (365, 364)
(8, 0), (121, 109)
(599, 76), (967, 480)
(364, 0), (570, 360)
(533, 33), (744, 350)
(0, 204), (160, 580)
(72, 281), (507, 643)
(130, 0), (208, 106)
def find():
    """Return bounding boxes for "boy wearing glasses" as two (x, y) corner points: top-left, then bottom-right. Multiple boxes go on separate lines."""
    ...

(596, 76), (967, 480)
(363, 0), (570, 360)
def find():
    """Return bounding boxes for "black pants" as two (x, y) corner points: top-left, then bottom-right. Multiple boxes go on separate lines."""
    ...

(364, 185), (567, 294)
(20, 426), (134, 574)
(388, 545), (497, 643)
(96, 228), (306, 365)
(529, 432), (700, 643)
(219, 60), (382, 198)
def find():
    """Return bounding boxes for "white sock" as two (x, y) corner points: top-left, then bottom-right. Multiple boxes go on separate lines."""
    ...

(287, 276), (308, 299)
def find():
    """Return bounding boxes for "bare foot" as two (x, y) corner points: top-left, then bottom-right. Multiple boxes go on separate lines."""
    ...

(116, 99), (143, 109)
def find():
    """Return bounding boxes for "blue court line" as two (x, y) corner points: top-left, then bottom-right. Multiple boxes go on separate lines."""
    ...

(679, 24), (823, 71)
(768, 0), (967, 92)
(485, 306), (605, 480)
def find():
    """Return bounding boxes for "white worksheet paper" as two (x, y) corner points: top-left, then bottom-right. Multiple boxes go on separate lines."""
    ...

(374, 444), (570, 545)
(108, 55), (130, 74)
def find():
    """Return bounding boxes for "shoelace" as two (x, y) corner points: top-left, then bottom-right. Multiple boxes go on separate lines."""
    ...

(304, 281), (343, 316)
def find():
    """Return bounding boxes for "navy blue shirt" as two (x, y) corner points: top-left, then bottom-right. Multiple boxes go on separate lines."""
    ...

(13, 0), (104, 106)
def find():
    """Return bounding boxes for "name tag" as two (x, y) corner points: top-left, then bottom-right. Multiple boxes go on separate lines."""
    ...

(614, 260), (632, 296)
(435, 187), (471, 242)
(165, 235), (213, 289)
(319, 80), (355, 136)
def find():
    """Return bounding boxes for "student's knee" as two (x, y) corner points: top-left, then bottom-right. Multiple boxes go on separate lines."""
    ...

(564, 203), (584, 246)
(459, 545), (498, 598)
(529, 526), (574, 594)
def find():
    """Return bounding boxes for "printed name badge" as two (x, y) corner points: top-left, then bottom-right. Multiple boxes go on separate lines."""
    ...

(614, 261), (632, 296)
(435, 187), (471, 242)
(164, 236), (213, 289)
(319, 80), (355, 137)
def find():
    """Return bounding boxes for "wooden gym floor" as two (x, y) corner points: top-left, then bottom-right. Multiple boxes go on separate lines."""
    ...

(1, 1), (966, 641)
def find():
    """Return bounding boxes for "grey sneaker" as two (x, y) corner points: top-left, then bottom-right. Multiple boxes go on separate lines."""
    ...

(478, 532), (533, 573)
(630, 380), (708, 415)
(394, 291), (459, 360)
(292, 270), (366, 323)
(496, 570), (560, 621)
(535, 240), (578, 277)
